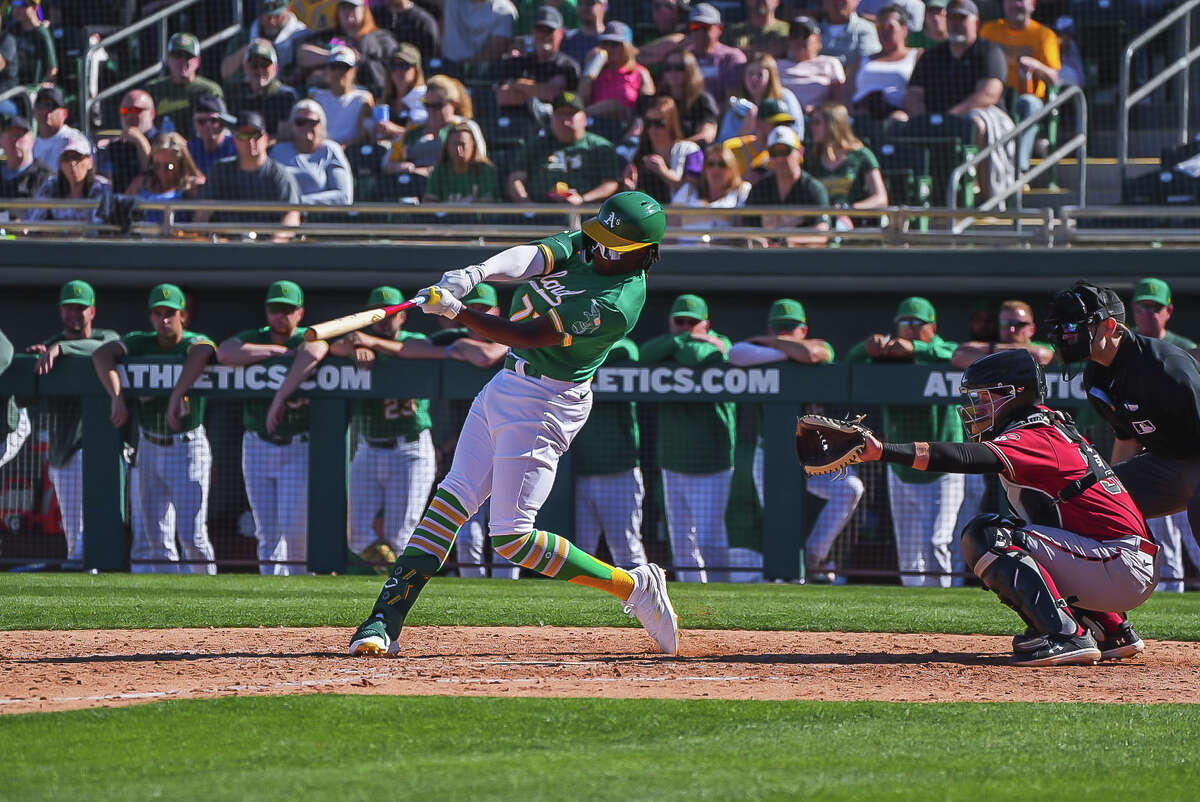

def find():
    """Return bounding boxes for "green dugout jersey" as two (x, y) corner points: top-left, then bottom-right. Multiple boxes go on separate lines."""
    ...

(641, 330), (737, 474)
(354, 331), (433, 439)
(0, 329), (18, 441)
(521, 131), (622, 201)
(508, 229), (647, 383)
(234, 326), (310, 437)
(1131, 327), (1198, 352)
(572, 338), (640, 476)
(42, 328), (120, 466)
(121, 330), (215, 435)
(846, 333), (961, 483)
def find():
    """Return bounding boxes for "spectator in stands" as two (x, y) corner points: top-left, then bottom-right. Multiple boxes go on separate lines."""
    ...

(291, 0), (341, 31)
(846, 297), (963, 588)
(0, 13), (17, 96)
(31, 87), (80, 173)
(147, 33), (225, 135)
(221, 0), (309, 82)
(723, 96), (796, 182)
(647, 0), (689, 44)
(950, 298), (1054, 368)
(506, 90), (621, 203)
(310, 47), (375, 147)
(620, 95), (700, 203)
(670, 142), (751, 245)
(424, 121), (500, 202)
(777, 16), (845, 113)
(10, 0), (56, 86)
(495, 6), (580, 110)
(29, 131), (112, 225)
(297, 1), (398, 101)
(270, 99), (354, 205)
(224, 40), (299, 140)
(578, 22), (655, 123)
(373, 0), (440, 61)
(1129, 277), (1199, 356)
(658, 51), (720, 145)
(908, 0), (948, 49)
(440, 0), (517, 65)
(718, 52), (804, 143)
(857, 0), (924, 31)
(744, 125), (830, 247)
(1056, 16), (1084, 88)
(188, 95), (237, 174)
(724, 0), (789, 58)
(805, 102), (888, 228)
(685, 3), (747, 102)
(194, 111), (301, 235)
(126, 133), (205, 223)
(981, 0), (1060, 172)
(0, 115), (51, 213)
(563, 0), (607, 66)
(98, 89), (159, 194)
(374, 43), (427, 140)
(383, 73), (470, 177)
(820, 0), (881, 67)
(851, 4), (918, 121)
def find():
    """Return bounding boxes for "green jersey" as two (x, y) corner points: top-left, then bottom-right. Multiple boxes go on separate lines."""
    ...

(846, 334), (961, 483)
(145, 75), (224, 133)
(120, 330), (215, 435)
(1131, 327), (1198, 352)
(572, 338), (640, 476)
(355, 331), (433, 440)
(234, 326), (310, 437)
(521, 132), (623, 201)
(508, 229), (647, 383)
(42, 328), (120, 466)
(641, 330), (737, 474)
(805, 147), (881, 206)
(426, 162), (501, 203)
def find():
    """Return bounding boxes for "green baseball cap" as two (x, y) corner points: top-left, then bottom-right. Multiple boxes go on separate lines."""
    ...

(894, 296), (936, 324)
(582, 191), (667, 253)
(59, 279), (95, 307)
(148, 283), (186, 311)
(367, 286), (404, 306)
(1132, 277), (1172, 306)
(769, 298), (806, 324)
(168, 32), (200, 58)
(265, 280), (304, 307)
(462, 282), (498, 308)
(671, 293), (708, 320)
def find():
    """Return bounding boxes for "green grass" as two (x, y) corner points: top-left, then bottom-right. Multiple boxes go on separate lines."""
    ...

(2, 695), (1198, 800)
(3, 573), (1200, 640)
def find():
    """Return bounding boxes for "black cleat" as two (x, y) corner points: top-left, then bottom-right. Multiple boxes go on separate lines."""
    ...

(1011, 631), (1100, 666)
(1097, 622), (1145, 661)
(1012, 626), (1048, 653)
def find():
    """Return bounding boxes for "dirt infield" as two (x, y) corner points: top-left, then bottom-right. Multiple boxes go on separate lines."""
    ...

(2, 626), (1198, 714)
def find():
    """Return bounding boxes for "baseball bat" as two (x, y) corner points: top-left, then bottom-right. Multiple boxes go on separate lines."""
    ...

(303, 297), (426, 342)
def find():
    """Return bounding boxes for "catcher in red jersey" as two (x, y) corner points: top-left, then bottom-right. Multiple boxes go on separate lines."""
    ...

(858, 349), (1160, 666)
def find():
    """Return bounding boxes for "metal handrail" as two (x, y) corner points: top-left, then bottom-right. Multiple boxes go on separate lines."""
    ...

(79, 0), (244, 137)
(1118, 0), (1200, 185)
(948, 85), (1087, 233)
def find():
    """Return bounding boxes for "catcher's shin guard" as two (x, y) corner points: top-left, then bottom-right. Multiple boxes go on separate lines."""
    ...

(960, 514), (1077, 637)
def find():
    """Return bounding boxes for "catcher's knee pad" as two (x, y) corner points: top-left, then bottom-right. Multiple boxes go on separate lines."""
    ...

(960, 514), (1075, 637)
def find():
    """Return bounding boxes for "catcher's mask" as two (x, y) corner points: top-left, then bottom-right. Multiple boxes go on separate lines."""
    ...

(1046, 280), (1125, 365)
(958, 349), (1046, 442)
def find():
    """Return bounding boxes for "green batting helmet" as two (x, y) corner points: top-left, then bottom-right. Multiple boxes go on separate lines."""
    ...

(582, 191), (666, 252)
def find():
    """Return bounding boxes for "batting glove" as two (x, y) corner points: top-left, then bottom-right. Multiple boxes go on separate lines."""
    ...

(437, 265), (486, 299)
(418, 285), (463, 319)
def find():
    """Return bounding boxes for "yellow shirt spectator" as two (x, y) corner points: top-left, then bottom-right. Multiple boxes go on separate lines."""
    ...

(290, 0), (340, 32)
(722, 135), (769, 177)
(980, 18), (1060, 99)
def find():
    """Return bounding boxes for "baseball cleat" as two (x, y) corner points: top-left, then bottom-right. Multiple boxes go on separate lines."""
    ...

(349, 618), (398, 657)
(1012, 626), (1048, 653)
(623, 563), (679, 655)
(1097, 622), (1145, 661)
(1011, 632), (1100, 667)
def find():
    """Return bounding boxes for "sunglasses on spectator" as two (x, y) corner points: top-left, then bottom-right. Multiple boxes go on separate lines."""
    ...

(671, 316), (701, 326)
(61, 152), (90, 164)
(267, 303), (298, 315)
(1134, 301), (1166, 313)
(663, 63), (686, 72)
(768, 145), (794, 158)
(770, 321), (799, 334)
(120, 105), (152, 116)
(168, 50), (192, 60)
(235, 129), (265, 141)
(645, 118), (666, 128)
(293, 117), (320, 128)
(423, 98), (449, 108)
(689, 22), (712, 31)
(34, 101), (56, 111)
(194, 115), (222, 126)
(999, 319), (1033, 329)
(704, 160), (729, 168)
(896, 317), (928, 327)
(247, 58), (273, 69)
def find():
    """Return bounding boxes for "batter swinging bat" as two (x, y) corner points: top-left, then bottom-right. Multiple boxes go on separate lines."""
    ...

(303, 297), (427, 342)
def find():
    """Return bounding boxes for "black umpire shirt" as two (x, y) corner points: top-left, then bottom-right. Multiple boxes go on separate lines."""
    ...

(1083, 332), (1200, 459)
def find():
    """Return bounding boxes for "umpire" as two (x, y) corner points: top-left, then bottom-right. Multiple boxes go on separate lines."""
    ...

(1047, 280), (1200, 532)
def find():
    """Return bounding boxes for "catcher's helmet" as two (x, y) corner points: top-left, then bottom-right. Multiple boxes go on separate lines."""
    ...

(958, 349), (1046, 442)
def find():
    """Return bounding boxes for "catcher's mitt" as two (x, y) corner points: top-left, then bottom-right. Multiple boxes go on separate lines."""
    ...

(795, 414), (873, 478)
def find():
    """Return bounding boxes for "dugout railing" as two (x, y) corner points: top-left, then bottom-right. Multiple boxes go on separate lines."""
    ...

(0, 354), (1128, 584)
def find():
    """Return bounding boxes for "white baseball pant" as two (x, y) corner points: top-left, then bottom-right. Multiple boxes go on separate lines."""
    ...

(887, 470), (966, 587)
(242, 431), (309, 575)
(129, 463), (178, 573)
(574, 468), (648, 568)
(661, 467), (733, 583)
(455, 501), (520, 579)
(1149, 512), (1200, 592)
(349, 430), (436, 554)
(1019, 524), (1160, 612)
(49, 449), (84, 563)
(131, 427), (215, 574)
(0, 407), (30, 469)
(947, 472), (988, 586)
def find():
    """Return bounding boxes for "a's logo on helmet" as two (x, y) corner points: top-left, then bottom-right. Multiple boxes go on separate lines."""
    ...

(603, 211), (621, 228)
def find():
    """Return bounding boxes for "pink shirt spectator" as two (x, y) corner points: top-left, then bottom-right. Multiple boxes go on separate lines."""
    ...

(591, 65), (644, 109)
(777, 55), (845, 110)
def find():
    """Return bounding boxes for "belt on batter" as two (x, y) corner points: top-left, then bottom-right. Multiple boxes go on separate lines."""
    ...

(504, 354), (544, 379)
(141, 430), (197, 447)
(363, 433), (420, 449)
(256, 431), (310, 446)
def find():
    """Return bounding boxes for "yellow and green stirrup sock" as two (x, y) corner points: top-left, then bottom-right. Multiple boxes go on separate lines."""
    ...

(491, 529), (635, 601)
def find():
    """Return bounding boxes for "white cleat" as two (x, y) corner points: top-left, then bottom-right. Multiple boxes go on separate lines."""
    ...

(623, 563), (680, 655)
